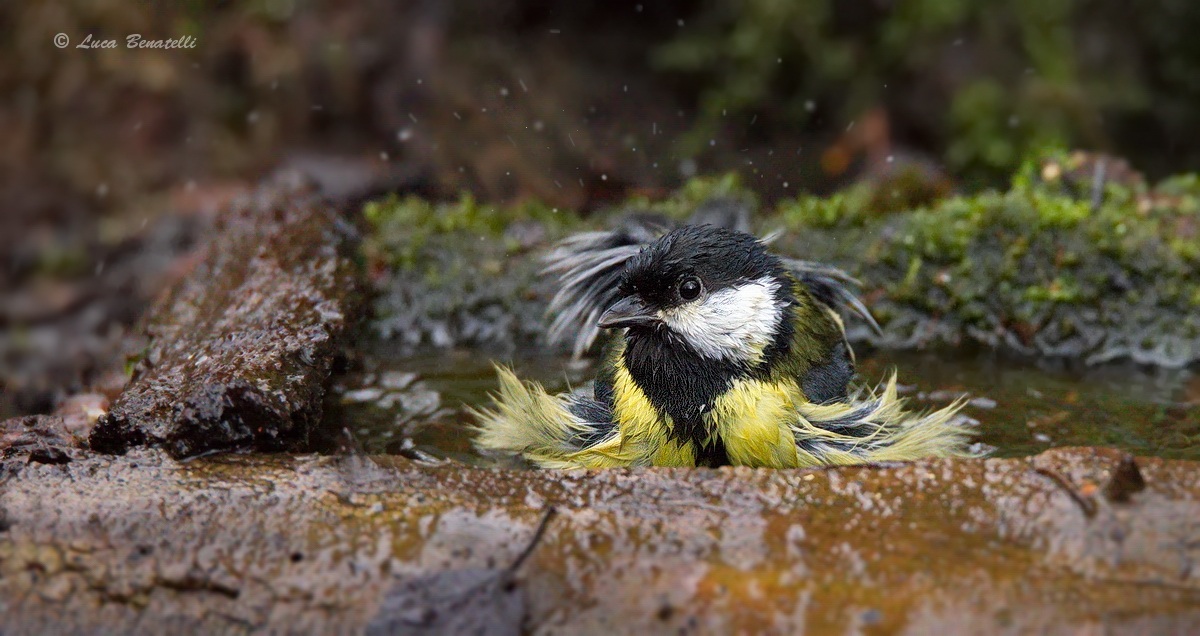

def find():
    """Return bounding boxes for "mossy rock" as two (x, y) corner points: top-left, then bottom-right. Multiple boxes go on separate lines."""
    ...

(776, 155), (1200, 367)
(361, 164), (1200, 367)
(361, 176), (754, 352)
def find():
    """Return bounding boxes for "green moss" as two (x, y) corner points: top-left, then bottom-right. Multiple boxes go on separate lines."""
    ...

(778, 165), (951, 230)
(362, 174), (758, 272)
(778, 188), (875, 229)
(773, 150), (1200, 364)
(1023, 278), (1082, 303)
(360, 153), (1199, 364)
(362, 193), (580, 269)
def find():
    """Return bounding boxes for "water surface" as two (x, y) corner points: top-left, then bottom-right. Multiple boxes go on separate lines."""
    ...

(326, 345), (1199, 465)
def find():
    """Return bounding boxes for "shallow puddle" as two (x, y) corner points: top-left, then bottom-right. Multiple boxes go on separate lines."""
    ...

(325, 344), (1200, 465)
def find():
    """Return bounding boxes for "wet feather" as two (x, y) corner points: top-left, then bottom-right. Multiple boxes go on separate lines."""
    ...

(481, 221), (977, 469)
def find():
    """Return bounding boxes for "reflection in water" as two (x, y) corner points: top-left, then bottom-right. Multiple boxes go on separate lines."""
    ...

(323, 343), (1199, 466)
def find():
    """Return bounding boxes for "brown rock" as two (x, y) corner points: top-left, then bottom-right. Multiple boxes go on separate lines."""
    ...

(1, 447), (1197, 633)
(88, 175), (361, 458)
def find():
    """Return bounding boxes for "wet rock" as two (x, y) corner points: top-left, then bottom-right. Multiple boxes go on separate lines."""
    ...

(968, 396), (998, 409)
(1103, 454), (1147, 503)
(368, 230), (552, 352)
(360, 168), (1200, 367)
(365, 509), (553, 636)
(364, 183), (759, 353)
(88, 176), (361, 458)
(502, 220), (549, 252)
(378, 371), (418, 391)
(367, 567), (525, 636)
(0, 415), (80, 463)
(25, 445), (71, 466)
(1, 447), (1198, 633)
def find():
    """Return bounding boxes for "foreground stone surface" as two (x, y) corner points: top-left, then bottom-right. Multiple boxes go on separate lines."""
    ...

(88, 176), (360, 458)
(1, 447), (1197, 634)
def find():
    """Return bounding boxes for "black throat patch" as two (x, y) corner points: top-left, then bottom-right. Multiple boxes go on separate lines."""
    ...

(621, 329), (743, 467)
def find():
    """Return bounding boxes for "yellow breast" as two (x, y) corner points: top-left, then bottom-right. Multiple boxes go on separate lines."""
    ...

(609, 364), (803, 468)
(707, 378), (803, 468)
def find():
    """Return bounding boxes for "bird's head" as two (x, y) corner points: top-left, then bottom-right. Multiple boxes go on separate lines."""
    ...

(599, 225), (793, 364)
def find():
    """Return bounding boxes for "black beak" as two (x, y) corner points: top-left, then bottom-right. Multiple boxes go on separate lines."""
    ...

(598, 296), (660, 329)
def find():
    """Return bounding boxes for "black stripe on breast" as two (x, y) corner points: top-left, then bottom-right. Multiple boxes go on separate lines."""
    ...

(622, 330), (742, 465)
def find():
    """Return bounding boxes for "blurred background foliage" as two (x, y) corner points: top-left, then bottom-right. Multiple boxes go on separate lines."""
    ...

(3, 0), (1200, 218)
(657, 0), (1200, 187)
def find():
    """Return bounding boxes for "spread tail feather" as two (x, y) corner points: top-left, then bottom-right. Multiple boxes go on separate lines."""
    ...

(471, 366), (625, 468)
(791, 372), (976, 466)
(475, 368), (977, 469)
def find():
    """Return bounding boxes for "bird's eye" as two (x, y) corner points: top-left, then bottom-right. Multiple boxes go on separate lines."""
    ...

(677, 276), (703, 301)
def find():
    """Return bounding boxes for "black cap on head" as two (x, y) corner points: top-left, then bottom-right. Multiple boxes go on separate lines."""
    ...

(617, 225), (783, 310)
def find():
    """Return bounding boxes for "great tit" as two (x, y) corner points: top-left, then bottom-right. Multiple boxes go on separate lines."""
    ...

(474, 223), (973, 468)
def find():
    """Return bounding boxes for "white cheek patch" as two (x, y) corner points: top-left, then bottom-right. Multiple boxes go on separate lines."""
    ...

(659, 277), (782, 363)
